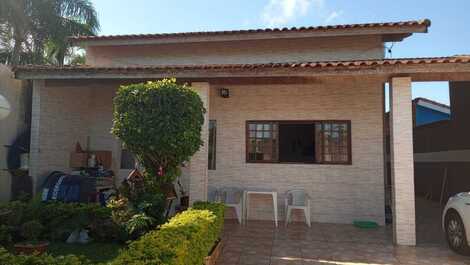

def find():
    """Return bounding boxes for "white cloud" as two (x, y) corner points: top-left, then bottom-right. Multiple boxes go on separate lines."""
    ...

(324, 10), (343, 24)
(261, 0), (323, 27)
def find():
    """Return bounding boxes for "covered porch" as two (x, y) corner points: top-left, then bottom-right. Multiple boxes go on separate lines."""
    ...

(13, 56), (470, 247)
(219, 220), (470, 265)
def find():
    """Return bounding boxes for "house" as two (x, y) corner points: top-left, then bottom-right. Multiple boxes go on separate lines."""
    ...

(414, 83), (470, 203)
(11, 19), (470, 246)
(413, 97), (450, 126)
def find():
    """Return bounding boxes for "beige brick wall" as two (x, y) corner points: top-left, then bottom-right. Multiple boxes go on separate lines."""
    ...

(389, 77), (416, 245)
(30, 81), (93, 191)
(188, 82), (210, 204)
(86, 35), (384, 67)
(207, 77), (385, 225)
(30, 77), (386, 226)
(29, 81), (125, 191)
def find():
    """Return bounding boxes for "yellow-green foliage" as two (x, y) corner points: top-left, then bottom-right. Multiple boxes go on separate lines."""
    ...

(113, 202), (225, 265)
(0, 247), (92, 265)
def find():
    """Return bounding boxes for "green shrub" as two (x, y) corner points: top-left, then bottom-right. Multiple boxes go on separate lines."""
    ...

(0, 247), (92, 265)
(0, 201), (119, 243)
(0, 225), (13, 246)
(112, 202), (225, 265)
(111, 79), (206, 183)
(20, 221), (44, 243)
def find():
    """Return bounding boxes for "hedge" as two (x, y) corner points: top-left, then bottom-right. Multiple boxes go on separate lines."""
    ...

(0, 247), (92, 265)
(0, 201), (119, 243)
(112, 202), (225, 265)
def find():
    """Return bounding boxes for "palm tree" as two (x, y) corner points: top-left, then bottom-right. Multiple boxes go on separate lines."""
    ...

(0, 0), (99, 65)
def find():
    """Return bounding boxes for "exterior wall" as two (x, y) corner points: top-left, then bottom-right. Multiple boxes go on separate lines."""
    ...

(86, 36), (384, 67)
(389, 77), (415, 246)
(29, 81), (125, 191)
(188, 82), (210, 204)
(0, 65), (27, 201)
(208, 77), (385, 224)
(30, 78), (386, 225)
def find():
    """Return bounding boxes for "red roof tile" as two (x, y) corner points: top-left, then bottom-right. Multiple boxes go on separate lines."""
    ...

(69, 19), (431, 42)
(13, 55), (470, 74)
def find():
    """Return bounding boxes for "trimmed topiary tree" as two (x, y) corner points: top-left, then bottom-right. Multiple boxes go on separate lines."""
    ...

(111, 78), (205, 184)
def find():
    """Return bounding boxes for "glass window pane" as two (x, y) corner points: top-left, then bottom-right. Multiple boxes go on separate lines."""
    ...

(256, 124), (264, 130)
(208, 120), (216, 170)
(316, 121), (350, 164)
(263, 124), (271, 130)
(249, 123), (256, 130)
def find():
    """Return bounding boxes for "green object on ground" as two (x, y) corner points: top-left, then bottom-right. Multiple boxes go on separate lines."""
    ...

(353, 220), (379, 229)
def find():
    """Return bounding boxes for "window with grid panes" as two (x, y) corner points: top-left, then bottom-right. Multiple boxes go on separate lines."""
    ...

(246, 121), (351, 164)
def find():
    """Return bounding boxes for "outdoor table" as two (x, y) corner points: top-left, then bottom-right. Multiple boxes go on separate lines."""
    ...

(242, 190), (278, 227)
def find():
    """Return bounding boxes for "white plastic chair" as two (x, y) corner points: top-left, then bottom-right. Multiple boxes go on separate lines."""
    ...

(219, 187), (243, 223)
(207, 186), (219, 202)
(285, 189), (311, 227)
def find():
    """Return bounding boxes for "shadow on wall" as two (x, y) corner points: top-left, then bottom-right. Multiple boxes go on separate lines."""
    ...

(0, 65), (31, 202)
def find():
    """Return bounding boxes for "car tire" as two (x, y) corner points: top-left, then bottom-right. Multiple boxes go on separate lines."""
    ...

(445, 210), (470, 255)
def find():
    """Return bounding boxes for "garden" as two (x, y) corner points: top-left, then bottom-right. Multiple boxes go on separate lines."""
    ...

(0, 79), (224, 264)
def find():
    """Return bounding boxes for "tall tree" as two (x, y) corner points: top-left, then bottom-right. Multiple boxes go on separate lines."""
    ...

(0, 0), (99, 65)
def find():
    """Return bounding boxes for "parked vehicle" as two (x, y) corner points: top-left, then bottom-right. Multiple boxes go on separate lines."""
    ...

(443, 192), (470, 255)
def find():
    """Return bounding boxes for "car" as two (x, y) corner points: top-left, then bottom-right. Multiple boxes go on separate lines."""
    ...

(443, 192), (470, 255)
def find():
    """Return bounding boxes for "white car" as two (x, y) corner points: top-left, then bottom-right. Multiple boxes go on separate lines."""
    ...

(443, 192), (470, 254)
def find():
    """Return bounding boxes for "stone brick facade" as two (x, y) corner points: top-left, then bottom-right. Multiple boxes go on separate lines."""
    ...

(29, 77), (386, 226)
(389, 77), (416, 245)
(206, 77), (385, 224)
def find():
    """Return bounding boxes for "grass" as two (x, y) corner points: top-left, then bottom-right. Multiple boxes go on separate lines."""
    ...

(47, 242), (124, 264)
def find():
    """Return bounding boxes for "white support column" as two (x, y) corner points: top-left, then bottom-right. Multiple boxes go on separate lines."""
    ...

(188, 82), (210, 204)
(389, 76), (416, 246)
(29, 80), (45, 195)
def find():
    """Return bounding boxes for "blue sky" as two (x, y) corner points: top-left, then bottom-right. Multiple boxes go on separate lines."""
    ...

(90, 0), (470, 105)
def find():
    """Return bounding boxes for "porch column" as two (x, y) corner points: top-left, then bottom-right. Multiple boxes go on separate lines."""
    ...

(29, 80), (45, 195)
(188, 82), (210, 204)
(389, 76), (416, 246)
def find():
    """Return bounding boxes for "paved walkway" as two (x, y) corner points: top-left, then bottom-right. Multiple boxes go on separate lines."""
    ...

(218, 220), (470, 265)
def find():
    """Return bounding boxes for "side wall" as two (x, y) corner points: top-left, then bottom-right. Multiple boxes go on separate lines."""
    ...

(208, 77), (385, 224)
(0, 65), (28, 201)
(30, 81), (125, 191)
(86, 36), (384, 67)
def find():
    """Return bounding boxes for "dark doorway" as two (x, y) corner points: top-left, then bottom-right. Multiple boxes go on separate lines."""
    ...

(279, 124), (315, 163)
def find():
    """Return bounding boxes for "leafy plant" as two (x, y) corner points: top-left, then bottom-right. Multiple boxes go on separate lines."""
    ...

(111, 79), (206, 184)
(0, 201), (118, 243)
(20, 221), (44, 244)
(0, 225), (13, 246)
(0, 0), (100, 66)
(112, 202), (225, 265)
(125, 213), (155, 239)
(0, 247), (92, 265)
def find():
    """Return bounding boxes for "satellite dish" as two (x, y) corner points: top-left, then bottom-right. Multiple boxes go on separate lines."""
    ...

(0, 94), (11, 120)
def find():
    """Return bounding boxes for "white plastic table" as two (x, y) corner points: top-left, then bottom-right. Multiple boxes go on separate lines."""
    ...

(242, 190), (278, 227)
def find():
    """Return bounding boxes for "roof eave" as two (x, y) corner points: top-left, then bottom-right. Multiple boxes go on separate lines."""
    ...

(71, 24), (429, 47)
(13, 62), (470, 82)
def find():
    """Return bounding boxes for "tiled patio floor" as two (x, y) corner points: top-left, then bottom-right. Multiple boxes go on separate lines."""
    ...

(219, 220), (470, 265)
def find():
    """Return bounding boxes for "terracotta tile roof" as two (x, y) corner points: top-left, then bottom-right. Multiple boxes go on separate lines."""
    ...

(70, 19), (431, 42)
(13, 56), (470, 74)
